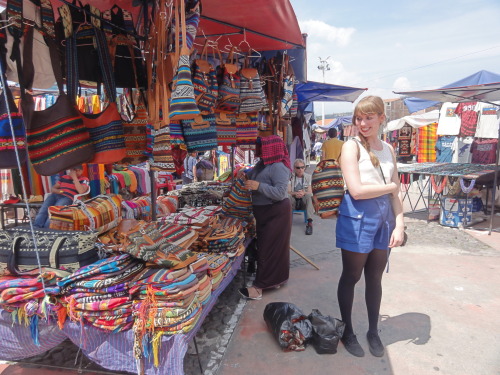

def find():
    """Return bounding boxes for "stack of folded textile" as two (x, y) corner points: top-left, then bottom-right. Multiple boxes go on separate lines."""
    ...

(121, 196), (152, 221)
(0, 271), (64, 330)
(58, 254), (145, 332)
(202, 253), (230, 291)
(156, 195), (178, 217)
(130, 266), (204, 364)
(192, 221), (245, 257)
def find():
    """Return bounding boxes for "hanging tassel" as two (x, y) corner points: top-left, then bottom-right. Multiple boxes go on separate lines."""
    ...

(152, 331), (163, 368)
(55, 304), (67, 329)
(29, 315), (40, 346)
(142, 333), (151, 360)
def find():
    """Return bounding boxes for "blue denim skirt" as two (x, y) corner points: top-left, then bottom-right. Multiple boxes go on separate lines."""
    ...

(336, 192), (395, 253)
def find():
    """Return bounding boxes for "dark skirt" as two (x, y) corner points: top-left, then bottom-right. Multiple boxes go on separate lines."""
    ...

(252, 198), (292, 289)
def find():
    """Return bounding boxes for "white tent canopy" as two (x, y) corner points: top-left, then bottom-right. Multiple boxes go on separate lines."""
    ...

(385, 110), (440, 132)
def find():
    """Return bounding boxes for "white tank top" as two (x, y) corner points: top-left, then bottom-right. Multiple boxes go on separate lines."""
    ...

(355, 138), (394, 186)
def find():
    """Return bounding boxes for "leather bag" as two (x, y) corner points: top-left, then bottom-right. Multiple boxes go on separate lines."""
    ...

(18, 27), (94, 176)
(0, 227), (99, 276)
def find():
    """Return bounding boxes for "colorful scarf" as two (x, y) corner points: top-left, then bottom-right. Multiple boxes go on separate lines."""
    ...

(260, 135), (292, 171)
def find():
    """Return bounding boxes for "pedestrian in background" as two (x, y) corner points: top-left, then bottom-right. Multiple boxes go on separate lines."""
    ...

(182, 151), (198, 184)
(288, 158), (315, 235)
(336, 96), (405, 357)
(321, 127), (344, 162)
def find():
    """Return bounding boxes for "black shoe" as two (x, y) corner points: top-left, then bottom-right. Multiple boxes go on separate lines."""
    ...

(341, 333), (365, 357)
(305, 223), (313, 235)
(366, 331), (384, 357)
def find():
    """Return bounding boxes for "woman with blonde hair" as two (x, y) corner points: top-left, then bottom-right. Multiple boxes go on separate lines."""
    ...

(336, 96), (405, 357)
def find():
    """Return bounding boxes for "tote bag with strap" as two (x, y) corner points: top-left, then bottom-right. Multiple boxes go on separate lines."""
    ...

(66, 25), (126, 164)
(216, 46), (241, 113)
(18, 27), (94, 176)
(311, 160), (344, 219)
(192, 40), (218, 114)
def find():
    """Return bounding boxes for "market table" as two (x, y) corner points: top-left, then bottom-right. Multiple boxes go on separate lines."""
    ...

(0, 202), (43, 229)
(398, 162), (500, 225)
(0, 251), (245, 375)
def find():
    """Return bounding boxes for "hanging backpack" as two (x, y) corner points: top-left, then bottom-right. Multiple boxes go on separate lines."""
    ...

(192, 40), (218, 114)
(239, 56), (266, 113)
(216, 46), (241, 113)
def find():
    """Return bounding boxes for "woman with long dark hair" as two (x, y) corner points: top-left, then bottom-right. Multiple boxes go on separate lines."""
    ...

(336, 96), (405, 357)
(238, 135), (292, 300)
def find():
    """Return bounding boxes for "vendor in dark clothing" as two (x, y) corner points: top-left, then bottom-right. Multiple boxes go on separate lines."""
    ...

(238, 135), (292, 300)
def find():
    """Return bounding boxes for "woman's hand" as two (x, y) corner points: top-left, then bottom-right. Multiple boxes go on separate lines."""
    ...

(236, 169), (247, 180)
(244, 179), (260, 191)
(389, 226), (405, 248)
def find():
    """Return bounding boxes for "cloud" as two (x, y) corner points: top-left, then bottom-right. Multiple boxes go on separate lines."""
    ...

(393, 77), (412, 92)
(299, 20), (355, 47)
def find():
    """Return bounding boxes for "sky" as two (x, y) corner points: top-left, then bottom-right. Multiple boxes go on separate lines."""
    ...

(290, 0), (500, 114)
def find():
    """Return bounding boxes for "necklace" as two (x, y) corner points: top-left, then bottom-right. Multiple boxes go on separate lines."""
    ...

(459, 178), (476, 194)
(430, 175), (447, 194)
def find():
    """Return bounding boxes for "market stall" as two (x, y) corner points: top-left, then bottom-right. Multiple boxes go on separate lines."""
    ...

(0, 0), (308, 373)
(395, 75), (500, 233)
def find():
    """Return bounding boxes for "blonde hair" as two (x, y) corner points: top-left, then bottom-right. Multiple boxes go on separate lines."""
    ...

(352, 96), (385, 167)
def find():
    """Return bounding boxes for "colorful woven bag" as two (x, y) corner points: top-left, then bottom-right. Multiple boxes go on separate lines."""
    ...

(239, 58), (266, 113)
(215, 113), (237, 146)
(216, 47), (241, 113)
(311, 160), (344, 219)
(0, 53), (25, 168)
(18, 27), (94, 176)
(181, 114), (218, 152)
(221, 178), (252, 219)
(66, 25), (126, 164)
(150, 126), (175, 172)
(168, 0), (200, 121)
(192, 42), (218, 114)
(235, 113), (258, 145)
(120, 91), (149, 165)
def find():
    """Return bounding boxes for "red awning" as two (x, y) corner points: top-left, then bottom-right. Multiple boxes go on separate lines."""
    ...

(0, 0), (305, 51)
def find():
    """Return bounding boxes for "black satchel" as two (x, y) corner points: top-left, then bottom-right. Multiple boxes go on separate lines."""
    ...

(0, 227), (99, 276)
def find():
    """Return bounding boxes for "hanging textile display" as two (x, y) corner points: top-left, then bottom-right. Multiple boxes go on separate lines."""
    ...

(120, 91), (149, 165)
(192, 41), (218, 114)
(216, 47), (241, 113)
(151, 126), (175, 172)
(417, 123), (437, 163)
(181, 114), (218, 152)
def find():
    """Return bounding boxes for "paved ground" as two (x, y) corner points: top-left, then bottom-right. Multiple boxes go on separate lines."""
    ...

(1, 166), (500, 375)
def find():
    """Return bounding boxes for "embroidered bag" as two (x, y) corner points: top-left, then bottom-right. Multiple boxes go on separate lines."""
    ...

(150, 126), (176, 172)
(18, 27), (94, 176)
(0, 227), (99, 276)
(311, 160), (344, 219)
(168, 0), (200, 121)
(0, 22), (26, 169)
(239, 56), (266, 113)
(216, 46), (241, 113)
(235, 113), (259, 145)
(181, 114), (218, 152)
(66, 25), (126, 164)
(120, 90), (149, 165)
(192, 40), (218, 114)
(215, 112), (237, 146)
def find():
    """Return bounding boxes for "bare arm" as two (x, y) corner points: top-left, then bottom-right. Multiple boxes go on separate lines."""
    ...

(69, 171), (88, 194)
(340, 140), (398, 200)
(388, 145), (405, 247)
(51, 182), (62, 194)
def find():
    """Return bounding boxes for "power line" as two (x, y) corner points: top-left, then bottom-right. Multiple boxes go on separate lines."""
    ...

(353, 44), (500, 86)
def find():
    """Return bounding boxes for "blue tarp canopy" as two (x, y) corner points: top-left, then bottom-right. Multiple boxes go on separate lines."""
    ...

(295, 81), (367, 111)
(312, 116), (352, 131)
(398, 70), (500, 113)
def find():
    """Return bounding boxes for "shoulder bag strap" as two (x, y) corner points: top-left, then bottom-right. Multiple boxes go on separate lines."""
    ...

(7, 236), (24, 276)
(49, 237), (67, 269)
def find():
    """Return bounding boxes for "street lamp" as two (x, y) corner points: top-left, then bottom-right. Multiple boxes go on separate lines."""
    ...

(317, 57), (331, 125)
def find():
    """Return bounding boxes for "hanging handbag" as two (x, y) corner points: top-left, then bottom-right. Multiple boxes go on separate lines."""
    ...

(311, 160), (344, 219)
(192, 40), (219, 114)
(215, 112), (237, 146)
(168, 0), (200, 121)
(181, 114), (218, 152)
(150, 126), (176, 172)
(221, 177), (253, 219)
(235, 113), (259, 145)
(120, 90), (149, 165)
(18, 26), (94, 176)
(0, 23), (26, 169)
(216, 46), (241, 113)
(0, 227), (99, 276)
(239, 56), (266, 113)
(66, 25), (127, 164)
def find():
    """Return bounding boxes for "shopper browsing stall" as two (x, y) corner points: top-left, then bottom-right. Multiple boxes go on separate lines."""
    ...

(182, 152), (198, 184)
(238, 135), (292, 300)
(336, 96), (405, 358)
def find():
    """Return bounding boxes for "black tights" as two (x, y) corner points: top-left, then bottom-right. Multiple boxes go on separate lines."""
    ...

(337, 248), (389, 336)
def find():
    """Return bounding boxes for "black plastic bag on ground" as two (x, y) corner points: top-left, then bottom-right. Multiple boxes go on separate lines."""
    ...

(308, 309), (345, 354)
(263, 302), (313, 352)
